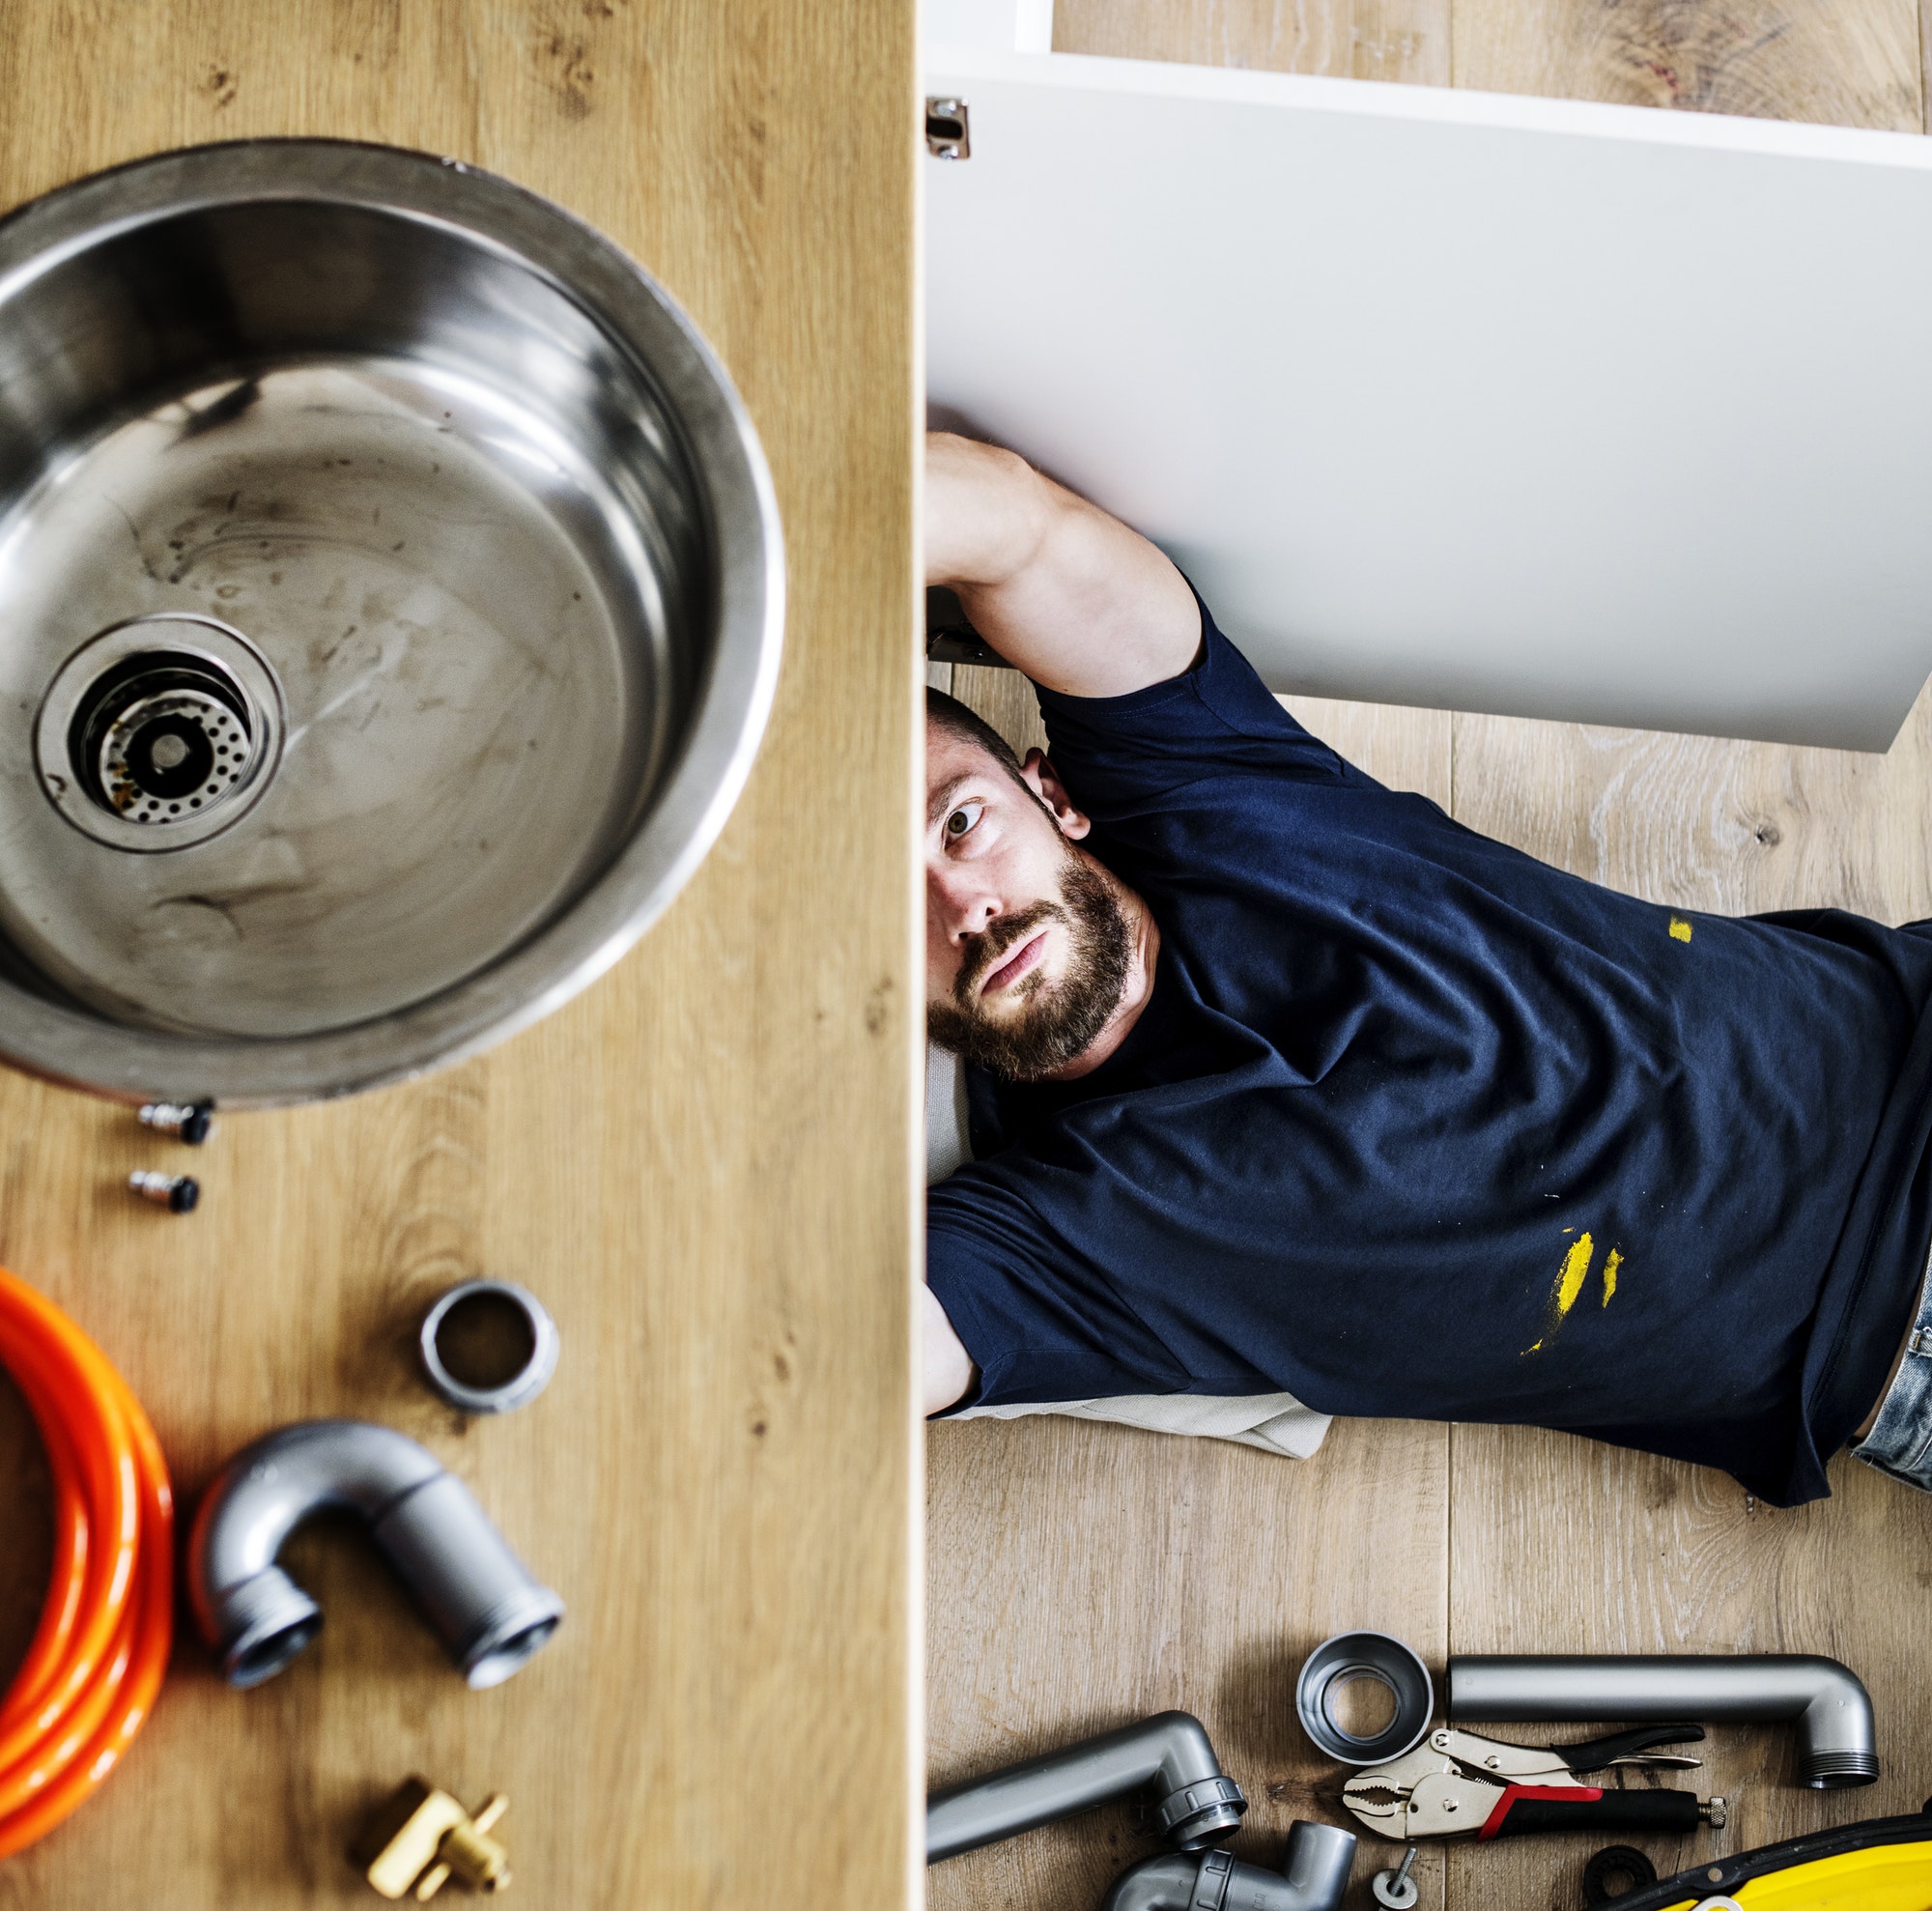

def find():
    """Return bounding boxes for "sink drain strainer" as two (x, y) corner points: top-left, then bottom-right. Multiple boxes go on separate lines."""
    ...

(35, 614), (285, 852)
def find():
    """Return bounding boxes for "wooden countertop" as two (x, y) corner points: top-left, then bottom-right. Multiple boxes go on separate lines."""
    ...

(0, 4), (920, 1906)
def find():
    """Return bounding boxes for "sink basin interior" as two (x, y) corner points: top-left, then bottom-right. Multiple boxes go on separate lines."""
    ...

(0, 185), (709, 1043)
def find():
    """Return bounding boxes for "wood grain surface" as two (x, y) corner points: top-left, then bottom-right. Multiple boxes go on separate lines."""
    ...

(1052, 0), (1450, 84)
(0, 5), (919, 1908)
(1453, 0), (1922, 127)
(929, 10), (1932, 1911)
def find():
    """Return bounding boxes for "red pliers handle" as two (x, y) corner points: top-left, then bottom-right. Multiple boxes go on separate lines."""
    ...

(1479, 1784), (1709, 1840)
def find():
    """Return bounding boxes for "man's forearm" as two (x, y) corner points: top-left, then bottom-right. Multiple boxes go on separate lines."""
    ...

(925, 434), (1052, 589)
(924, 432), (1200, 699)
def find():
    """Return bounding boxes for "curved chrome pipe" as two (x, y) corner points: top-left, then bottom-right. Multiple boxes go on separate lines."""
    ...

(926, 1711), (1246, 1861)
(1102, 1823), (1357, 1911)
(1447, 1654), (1878, 1789)
(187, 1419), (564, 1691)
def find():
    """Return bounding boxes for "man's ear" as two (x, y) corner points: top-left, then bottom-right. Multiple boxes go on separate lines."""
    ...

(1020, 749), (1092, 840)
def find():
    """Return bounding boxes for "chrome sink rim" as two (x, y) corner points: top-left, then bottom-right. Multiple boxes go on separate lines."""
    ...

(0, 139), (782, 1106)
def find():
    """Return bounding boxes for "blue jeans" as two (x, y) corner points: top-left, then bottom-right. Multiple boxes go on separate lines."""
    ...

(1851, 1248), (1932, 1489)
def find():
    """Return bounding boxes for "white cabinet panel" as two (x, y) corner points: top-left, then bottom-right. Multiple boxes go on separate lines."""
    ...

(925, 48), (1932, 747)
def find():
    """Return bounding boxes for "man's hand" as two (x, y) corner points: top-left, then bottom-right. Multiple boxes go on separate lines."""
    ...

(925, 432), (1201, 698)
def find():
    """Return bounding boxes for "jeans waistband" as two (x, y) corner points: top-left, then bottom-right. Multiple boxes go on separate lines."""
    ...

(1850, 1240), (1932, 1489)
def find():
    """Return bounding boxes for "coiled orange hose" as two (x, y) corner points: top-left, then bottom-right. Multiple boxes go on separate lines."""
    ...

(0, 1267), (171, 1857)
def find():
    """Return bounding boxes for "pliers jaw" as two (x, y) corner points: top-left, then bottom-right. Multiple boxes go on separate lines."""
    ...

(1344, 1737), (1547, 1840)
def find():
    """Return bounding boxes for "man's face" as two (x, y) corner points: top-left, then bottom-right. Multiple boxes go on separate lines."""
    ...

(924, 721), (1132, 1080)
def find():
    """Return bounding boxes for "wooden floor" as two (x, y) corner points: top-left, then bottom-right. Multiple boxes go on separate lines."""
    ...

(925, 6), (1932, 1910)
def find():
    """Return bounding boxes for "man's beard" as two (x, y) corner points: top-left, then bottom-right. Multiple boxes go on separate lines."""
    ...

(928, 854), (1135, 1081)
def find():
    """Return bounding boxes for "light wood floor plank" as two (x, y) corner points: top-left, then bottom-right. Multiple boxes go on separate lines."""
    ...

(1452, 0), (1923, 128)
(1053, 0), (1451, 85)
(927, 1416), (1451, 1911)
(1924, 0), (1932, 130)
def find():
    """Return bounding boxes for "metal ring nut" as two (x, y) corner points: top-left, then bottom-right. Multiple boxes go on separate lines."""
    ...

(419, 1279), (558, 1415)
(1294, 1630), (1435, 1766)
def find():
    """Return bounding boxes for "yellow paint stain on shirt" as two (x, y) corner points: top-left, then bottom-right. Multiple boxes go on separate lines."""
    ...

(1525, 1231), (1597, 1355)
(1524, 1233), (1627, 1353)
(1553, 1231), (1594, 1321)
(1668, 915), (1693, 942)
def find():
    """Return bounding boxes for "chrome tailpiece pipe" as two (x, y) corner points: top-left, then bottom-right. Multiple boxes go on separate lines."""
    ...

(1447, 1654), (1878, 1789)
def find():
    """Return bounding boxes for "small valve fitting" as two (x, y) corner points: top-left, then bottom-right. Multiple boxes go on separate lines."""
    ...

(128, 1170), (199, 1213)
(137, 1099), (215, 1144)
(355, 1778), (510, 1899)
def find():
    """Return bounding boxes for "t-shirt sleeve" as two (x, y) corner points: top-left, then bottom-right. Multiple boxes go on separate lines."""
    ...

(925, 1167), (1195, 1413)
(1031, 592), (1369, 815)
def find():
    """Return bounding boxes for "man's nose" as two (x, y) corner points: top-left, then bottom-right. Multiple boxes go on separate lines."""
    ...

(931, 867), (1001, 942)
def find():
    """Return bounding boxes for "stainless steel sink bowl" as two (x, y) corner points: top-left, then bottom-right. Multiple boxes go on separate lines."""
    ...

(0, 140), (781, 1104)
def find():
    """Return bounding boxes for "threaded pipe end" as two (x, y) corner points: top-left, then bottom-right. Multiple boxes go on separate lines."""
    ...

(1805, 1750), (1880, 1788)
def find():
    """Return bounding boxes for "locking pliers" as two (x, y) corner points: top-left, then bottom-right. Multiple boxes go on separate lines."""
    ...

(1343, 1725), (1726, 1842)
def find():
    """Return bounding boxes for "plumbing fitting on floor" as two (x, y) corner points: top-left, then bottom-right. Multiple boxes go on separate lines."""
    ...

(137, 1098), (214, 1144)
(1295, 1631), (1435, 1766)
(128, 1168), (199, 1213)
(417, 1280), (558, 1416)
(1580, 1843), (1657, 1904)
(187, 1419), (563, 1690)
(1101, 1820), (1356, 1911)
(1446, 1653), (1879, 1789)
(926, 1711), (1247, 1861)
(1371, 1844), (1420, 1908)
(355, 1777), (512, 1899)
(0, 1266), (172, 1855)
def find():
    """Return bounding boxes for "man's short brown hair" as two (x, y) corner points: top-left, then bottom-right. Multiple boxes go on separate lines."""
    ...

(925, 688), (1030, 789)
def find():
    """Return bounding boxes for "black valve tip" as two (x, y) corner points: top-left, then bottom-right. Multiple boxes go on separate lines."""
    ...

(168, 1177), (201, 1213)
(181, 1104), (214, 1145)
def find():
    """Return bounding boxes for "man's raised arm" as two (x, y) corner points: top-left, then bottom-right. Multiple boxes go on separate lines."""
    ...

(924, 432), (1202, 698)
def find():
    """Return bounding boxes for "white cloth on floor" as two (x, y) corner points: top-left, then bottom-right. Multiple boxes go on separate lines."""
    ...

(925, 1043), (1333, 1461)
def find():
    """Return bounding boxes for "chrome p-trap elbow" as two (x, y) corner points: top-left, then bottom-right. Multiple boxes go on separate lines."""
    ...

(926, 1711), (1247, 1862)
(1102, 1822), (1357, 1911)
(1447, 1654), (1878, 1789)
(188, 1418), (564, 1691)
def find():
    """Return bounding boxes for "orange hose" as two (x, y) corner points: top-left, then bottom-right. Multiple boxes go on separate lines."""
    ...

(0, 1266), (171, 1858)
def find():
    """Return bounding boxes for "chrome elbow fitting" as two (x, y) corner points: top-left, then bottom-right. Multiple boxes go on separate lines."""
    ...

(1102, 1822), (1357, 1911)
(188, 1418), (563, 1691)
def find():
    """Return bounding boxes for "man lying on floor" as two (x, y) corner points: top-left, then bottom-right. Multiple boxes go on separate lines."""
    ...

(920, 430), (1932, 1509)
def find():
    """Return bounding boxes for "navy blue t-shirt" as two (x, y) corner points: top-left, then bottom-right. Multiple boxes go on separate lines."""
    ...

(924, 607), (1932, 1505)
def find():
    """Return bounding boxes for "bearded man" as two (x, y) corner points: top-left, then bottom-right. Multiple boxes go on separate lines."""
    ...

(920, 431), (1932, 1509)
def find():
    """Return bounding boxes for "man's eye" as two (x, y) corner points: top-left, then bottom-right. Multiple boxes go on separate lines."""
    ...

(945, 800), (983, 840)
